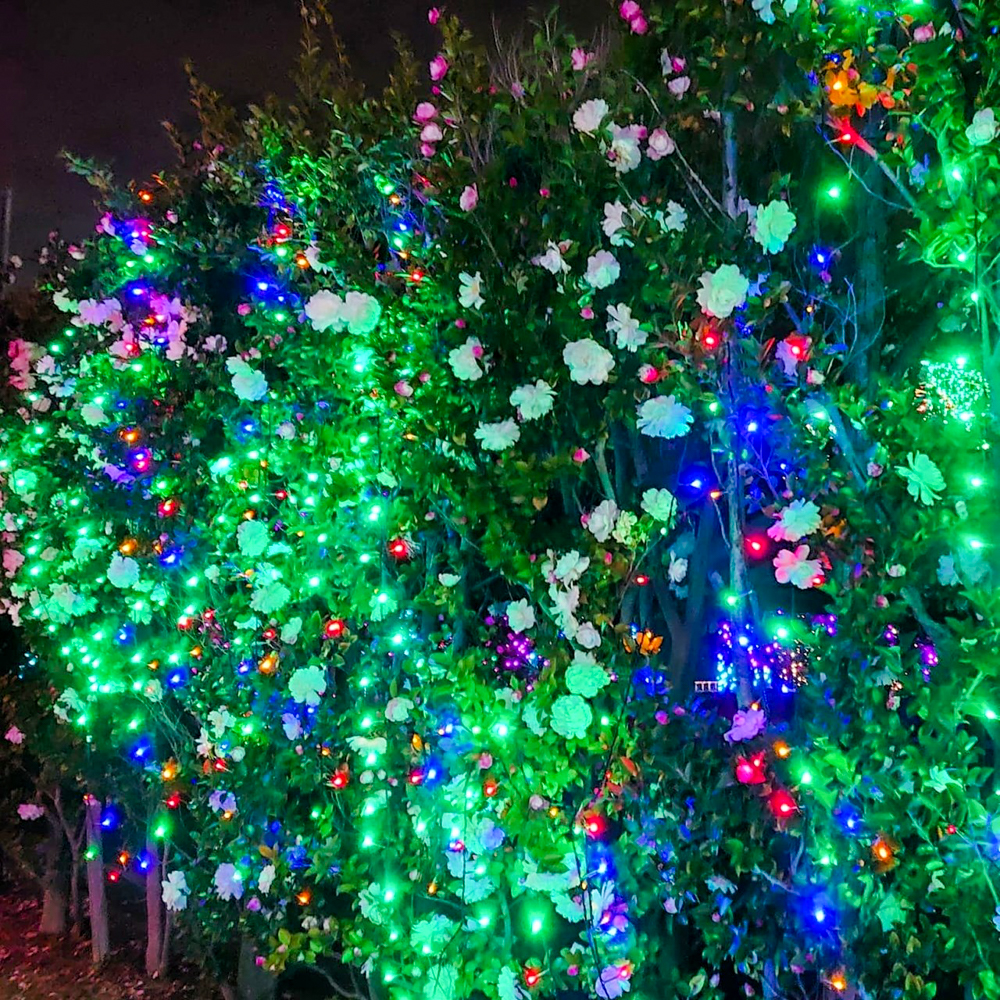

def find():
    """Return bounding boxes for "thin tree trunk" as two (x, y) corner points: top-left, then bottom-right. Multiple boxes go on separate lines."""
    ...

(38, 815), (67, 936)
(84, 795), (110, 965)
(145, 836), (163, 976)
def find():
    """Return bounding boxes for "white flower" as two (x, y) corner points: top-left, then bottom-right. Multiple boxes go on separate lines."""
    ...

(575, 621), (601, 649)
(305, 289), (344, 331)
(661, 201), (687, 232)
(237, 519), (270, 557)
(641, 487), (678, 523)
(207, 708), (234, 738)
(566, 652), (610, 697)
(767, 499), (821, 542)
(596, 966), (632, 999)
(250, 581), (290, 614)
(584, 250), (620, 289)
(226, 358), (268, 401)
(281, 713), (302, 739)
(506, 598), (536, 633)
(669, 552), (688, 583)
(438, 573), (461, 587)
(608, 125), (642, 174)
(475, 419), (520, 452)
(668, 76), (691, 98)
(288, 665), (327, 706)
(258, 864), (276, 894)
(637, 395), (693, 439)
(510, 380), (555, 420)
(552, 551), (589, 583)
(551, 694), (593, 739)
(938, 554), (960, 586)
(18, 803), (44, 821)
(752, 200), (797, 254)
(214, 863), (245, 901)
(773, 545), (822, 589)
(161, 871), (189, 911)
(696, 264), (749, 318)
(458, 271), (485, 310)
(448, 337), (484, 380)
(280, 617), (303, 644)
(967, 108), (998, 146)
(497, 967), (525, 1000)
(602, 201), (628, 240)
(340, 291), (382, 334)
(896, 452), (945, 505)
(80, 403), (107, 427)
(587, 499), (619, 542)
(613, 510), (639, 545)
(887, 563), (906, 578)
(107, 554), (140, 589)
(573, 98), (609, 134)
(606, 303), (647, 352)
(532, 241), (571, 274)
(385, 697), (414, 722)
(564, 339), (615, 385)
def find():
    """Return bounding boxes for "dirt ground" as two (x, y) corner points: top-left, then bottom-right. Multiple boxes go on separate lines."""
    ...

(0, 888), (218, 1000)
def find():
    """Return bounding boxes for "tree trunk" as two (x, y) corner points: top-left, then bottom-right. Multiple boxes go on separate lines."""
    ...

(237, 937), (276, 1000)
(84, 795), (110, 965)
(38, 816), (67, 936)
(145, 837), (164, 976)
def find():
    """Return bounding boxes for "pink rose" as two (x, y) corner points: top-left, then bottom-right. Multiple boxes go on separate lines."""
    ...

(629, 14), (648, 33)
(571, 48), (594, 71)
(580, 307), (595, 319)
(459, 184), (478, 211)
(572, 448), (590, 463)
(646, 128), (676, 160)
(639, 364), (660, 384)
(428, 7), (440, 23)
(429, 55), (449, 81)
(394, 380), (414, 397)
(420, 143), (437, 157)
(414, 101), (437, 123)
(237, 303), (252, 316)
(669, 76), (691, 98)
(619, 0), (641, 19)
(913, 23), (935, 42)
(867, 462), (884, 477)
(420, 123), (443, 143)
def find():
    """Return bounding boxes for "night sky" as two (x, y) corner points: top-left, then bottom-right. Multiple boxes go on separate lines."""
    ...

(1, 0), (599, 260)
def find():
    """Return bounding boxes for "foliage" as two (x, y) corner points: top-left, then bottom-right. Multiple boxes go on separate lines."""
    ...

(4, 2), (1000, 998)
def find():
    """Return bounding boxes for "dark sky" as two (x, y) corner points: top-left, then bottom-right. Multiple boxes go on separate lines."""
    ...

(1, 0), (599, 261)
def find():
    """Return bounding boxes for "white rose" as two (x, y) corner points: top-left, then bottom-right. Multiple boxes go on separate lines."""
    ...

(563, 339), (615, 385)
(752, 200), (797, 254)
(641, 487), (678, 523)
(474, 419), (520, 452)
(510, 380), (555, 420)
(226, 358), (268, 401)
(573, 98), (609, 134)
(574, 622), (601, 649)
(637, 395), (693, 439)
(966, 108), (998, 146)
(587, 499), (619, 543)
(448, 337), (484, 380)
(584, 250), (620, 289)
(107, 554), (140, 589)
(606, 303), (647, 352)
(696, 264), (750, 318)
(506, 598), (536, 633)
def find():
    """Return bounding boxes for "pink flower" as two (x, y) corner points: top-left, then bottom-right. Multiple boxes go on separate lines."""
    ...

(723, 707), (766, 744)
(571, 48), (594, 71)
(619, 1), (641, 19)
(2, 548), (25, 578)
(511, 81), (525, 99)
(428, 7), (440, 23)
(5, 726), (25, 745)
(459, 184), (478, 211)
(773, 544), (823, 589)
(394, 380), (413, 397)
(638, 364), (660, 384)
(646, 128), (676, 160)
(629, 14), (648, 33)
(572, 448), (590, 463)
(867, 462), (884, 477)
(237, 303), (252, 316)
(669, 76), (691, 98)
(420, 123), (443, 143)
(539, 187), (550, 197)
(913, 23), (935, 42)
(420, 143), (437, 157)
(580, 307), (595, 320)
(414, 101), (437, 123)
(429, 55), (449, 81)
